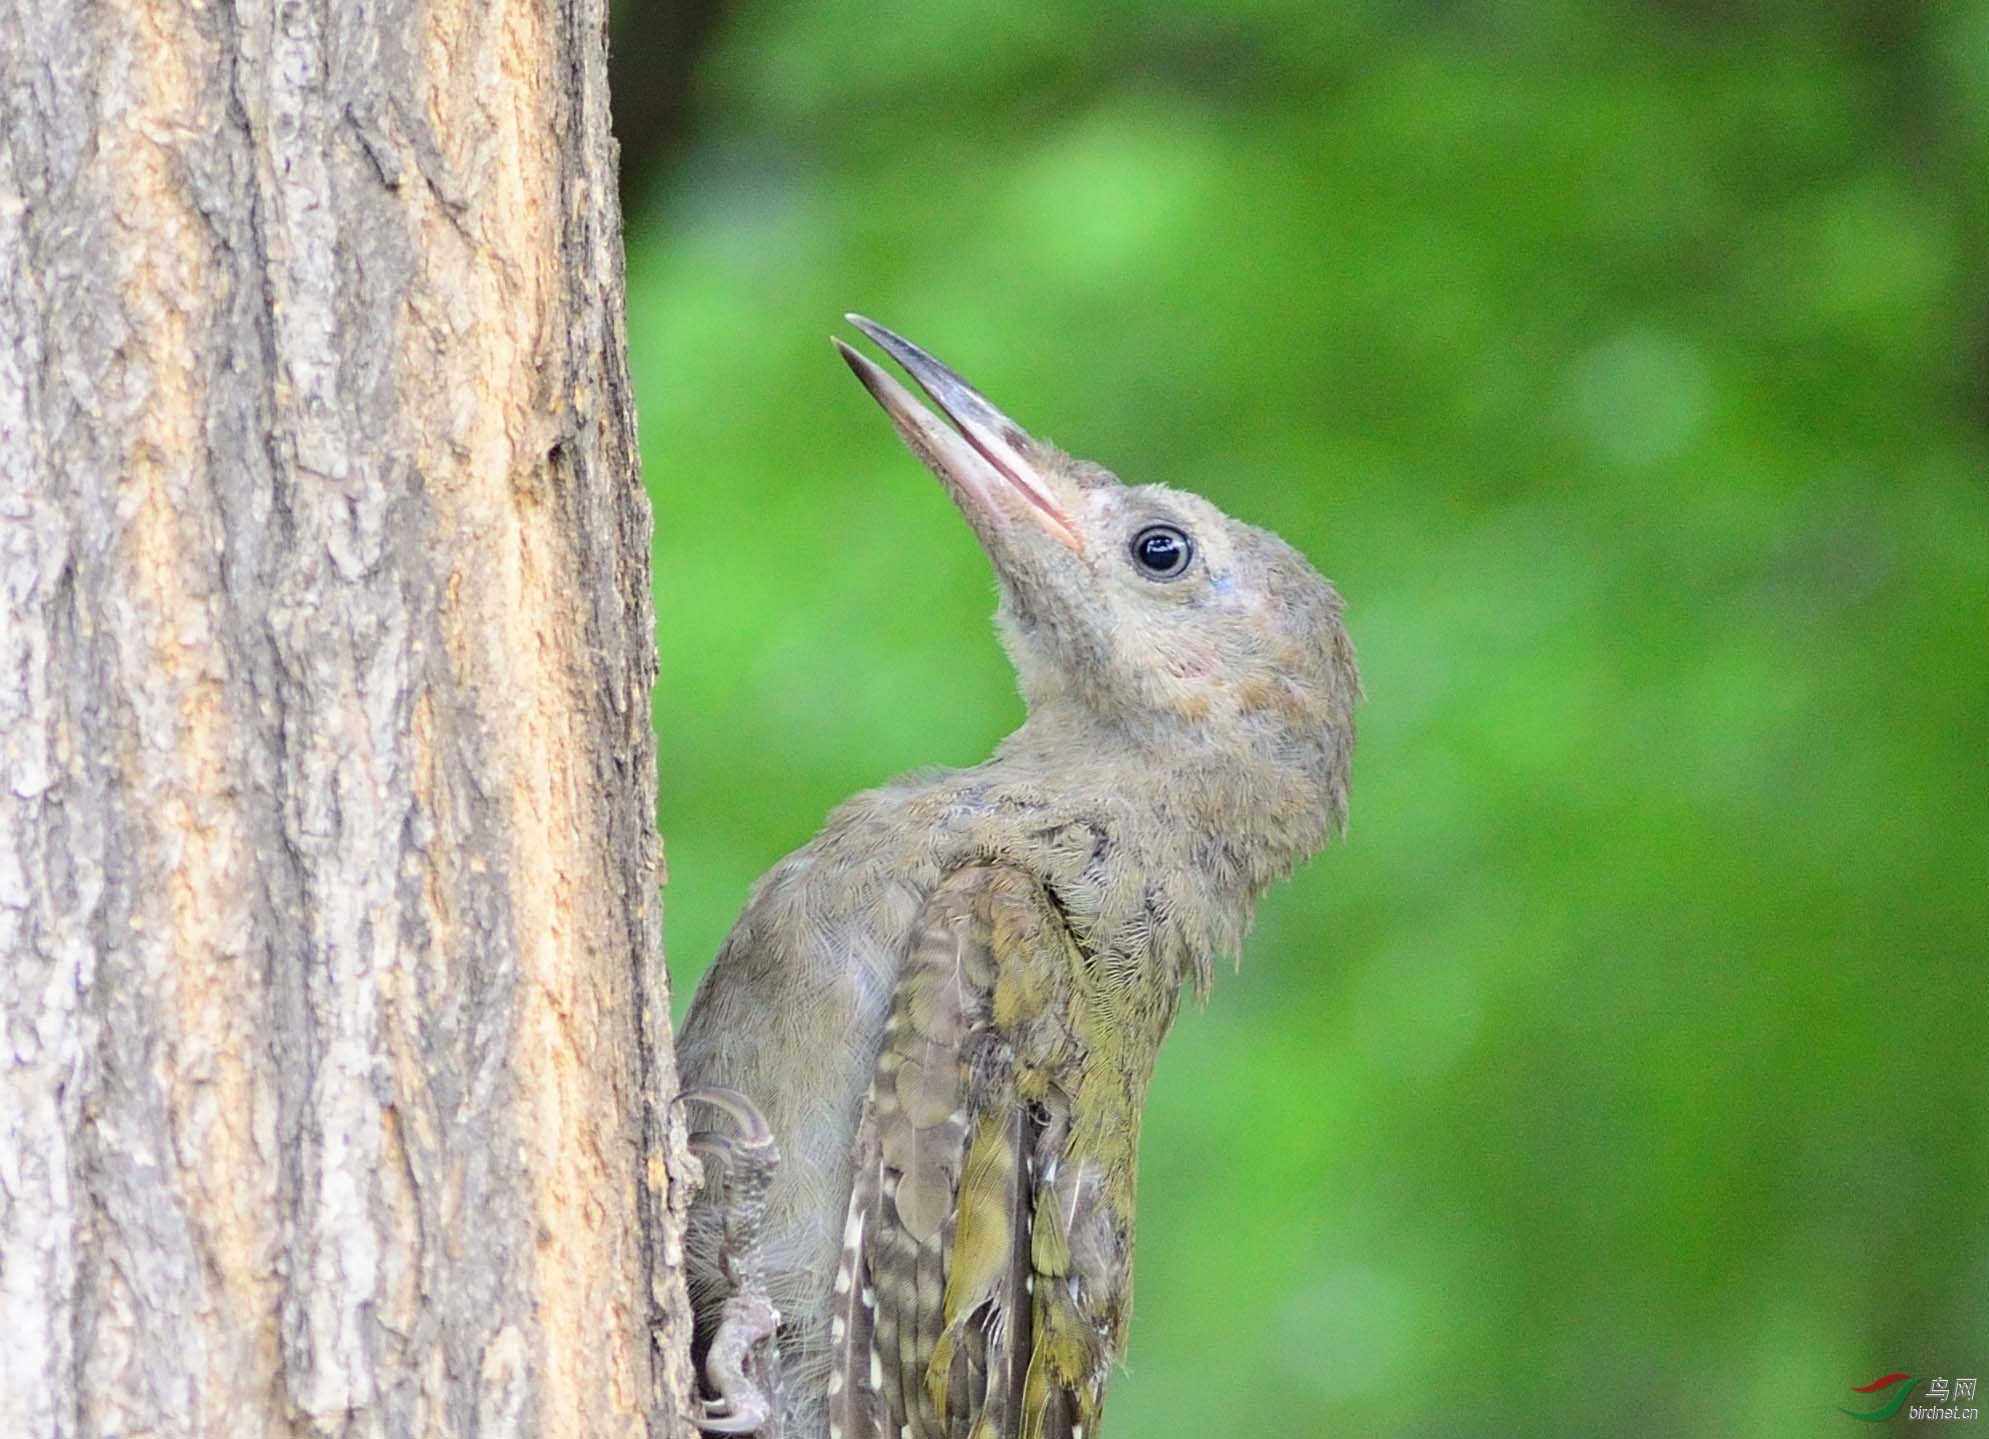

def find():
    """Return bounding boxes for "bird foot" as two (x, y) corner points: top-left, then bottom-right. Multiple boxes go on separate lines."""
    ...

(678, 1085), (783, 1438)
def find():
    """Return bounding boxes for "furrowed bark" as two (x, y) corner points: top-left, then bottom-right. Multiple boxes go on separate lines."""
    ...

(0, 2), (695, 1435)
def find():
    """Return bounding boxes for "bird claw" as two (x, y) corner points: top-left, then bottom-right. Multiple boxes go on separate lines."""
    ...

(684, 1086), (778, 1184)
(691, 1292), (780, 1434)
(693, 1405), (769, 1436)
(681, 1085), (775, 1149)
(677, 1086), (783, 1437)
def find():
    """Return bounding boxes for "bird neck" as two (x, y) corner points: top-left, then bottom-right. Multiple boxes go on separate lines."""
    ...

(990, 700), (1344, 996)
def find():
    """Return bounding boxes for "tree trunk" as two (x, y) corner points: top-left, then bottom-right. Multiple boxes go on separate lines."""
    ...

(0, 3), (696, 1436)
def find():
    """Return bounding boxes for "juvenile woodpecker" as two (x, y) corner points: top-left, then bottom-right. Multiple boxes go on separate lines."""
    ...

(677, 317), (1360, 1439)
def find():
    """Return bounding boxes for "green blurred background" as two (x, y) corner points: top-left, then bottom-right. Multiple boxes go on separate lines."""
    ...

(615, 2), (1989, 1432)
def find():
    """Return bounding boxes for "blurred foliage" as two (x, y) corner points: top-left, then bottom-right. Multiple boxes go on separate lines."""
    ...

(619, 1), (1989, 1433)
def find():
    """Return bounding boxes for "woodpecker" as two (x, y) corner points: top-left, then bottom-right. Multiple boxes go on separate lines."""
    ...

(677, 317), (1359, 1439)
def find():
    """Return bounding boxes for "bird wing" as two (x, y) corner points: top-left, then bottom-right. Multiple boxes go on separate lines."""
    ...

(829, 863), (1144, 1439)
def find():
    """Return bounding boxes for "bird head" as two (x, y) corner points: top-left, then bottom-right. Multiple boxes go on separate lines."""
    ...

(836, 316), (1360, 844)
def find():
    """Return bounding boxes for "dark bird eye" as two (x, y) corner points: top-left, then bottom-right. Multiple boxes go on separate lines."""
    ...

(1130, 524), (1193, 579)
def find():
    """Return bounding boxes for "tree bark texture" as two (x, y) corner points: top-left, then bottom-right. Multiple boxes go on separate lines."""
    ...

(0, 3), (695, 1436)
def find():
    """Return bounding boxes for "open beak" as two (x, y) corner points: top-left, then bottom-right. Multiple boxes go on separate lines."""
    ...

(834, 315), (1085, 553)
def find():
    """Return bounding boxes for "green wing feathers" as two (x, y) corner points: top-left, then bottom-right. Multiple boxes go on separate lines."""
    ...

(830, 865), (1151, 1439)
